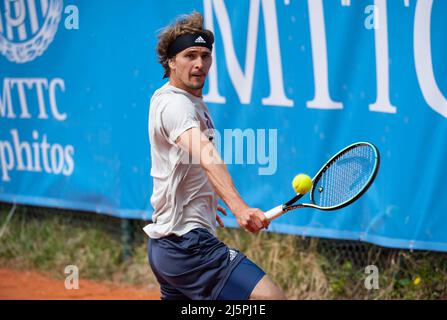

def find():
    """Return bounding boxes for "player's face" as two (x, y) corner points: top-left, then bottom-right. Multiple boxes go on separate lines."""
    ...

(169, 47), (212, 96)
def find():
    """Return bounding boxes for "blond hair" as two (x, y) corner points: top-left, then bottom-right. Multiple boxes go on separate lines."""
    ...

(156, 12), (214, 78)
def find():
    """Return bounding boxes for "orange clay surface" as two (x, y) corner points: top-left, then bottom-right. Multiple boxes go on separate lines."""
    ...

(0, 268), (160, 300)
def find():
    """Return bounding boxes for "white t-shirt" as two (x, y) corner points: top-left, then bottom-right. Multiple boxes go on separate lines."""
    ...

(143, 83), (219, 239)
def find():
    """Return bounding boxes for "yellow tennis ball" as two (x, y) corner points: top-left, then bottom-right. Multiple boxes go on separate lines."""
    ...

(292, 174), (312, 194)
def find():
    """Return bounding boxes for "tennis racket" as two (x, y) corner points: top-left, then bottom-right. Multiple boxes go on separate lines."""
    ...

(265, 142), (380, 221)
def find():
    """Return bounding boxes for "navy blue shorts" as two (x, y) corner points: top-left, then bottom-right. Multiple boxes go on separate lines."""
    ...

(147, 228), (265, 300)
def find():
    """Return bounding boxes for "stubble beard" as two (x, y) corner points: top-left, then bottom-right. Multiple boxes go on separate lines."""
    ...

(186, 77), (206, 90)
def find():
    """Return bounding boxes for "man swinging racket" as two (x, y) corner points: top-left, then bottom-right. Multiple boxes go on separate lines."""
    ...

(143, 12), (286, 300)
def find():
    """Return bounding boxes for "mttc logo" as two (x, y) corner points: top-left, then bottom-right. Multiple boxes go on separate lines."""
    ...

(0, 0), (63, 63)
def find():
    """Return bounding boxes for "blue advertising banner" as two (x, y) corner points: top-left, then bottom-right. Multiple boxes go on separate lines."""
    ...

(1, 0), (447, 251)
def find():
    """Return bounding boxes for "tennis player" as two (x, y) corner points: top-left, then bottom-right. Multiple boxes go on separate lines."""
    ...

(143, 12), (286, 300)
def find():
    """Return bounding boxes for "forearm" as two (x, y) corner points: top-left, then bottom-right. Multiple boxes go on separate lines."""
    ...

(201, 154), (269, 232)
(201, 158), (247, 214)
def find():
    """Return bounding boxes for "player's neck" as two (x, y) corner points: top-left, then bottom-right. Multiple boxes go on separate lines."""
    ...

(169, 77), (202, 98)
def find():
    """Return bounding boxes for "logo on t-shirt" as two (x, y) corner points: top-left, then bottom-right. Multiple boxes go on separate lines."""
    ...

(204, 112), (214, 130)
(204, 112), (215, 142)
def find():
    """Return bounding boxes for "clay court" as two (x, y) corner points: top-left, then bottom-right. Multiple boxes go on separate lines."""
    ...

(0, 268), (160, 300)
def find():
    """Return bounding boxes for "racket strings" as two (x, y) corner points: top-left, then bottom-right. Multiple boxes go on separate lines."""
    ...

(314, 146), (376, 208)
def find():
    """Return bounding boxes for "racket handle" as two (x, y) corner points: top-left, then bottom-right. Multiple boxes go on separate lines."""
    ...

(264, 205), (284, 221)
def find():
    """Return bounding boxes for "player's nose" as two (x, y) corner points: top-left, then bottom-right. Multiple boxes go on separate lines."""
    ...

(194, 57), (205, 69)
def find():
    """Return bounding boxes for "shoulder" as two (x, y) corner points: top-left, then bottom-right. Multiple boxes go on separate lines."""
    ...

(151, 87), (195, 111)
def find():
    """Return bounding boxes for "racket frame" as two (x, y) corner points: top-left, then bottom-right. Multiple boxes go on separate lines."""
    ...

(267, 142), (380, 219)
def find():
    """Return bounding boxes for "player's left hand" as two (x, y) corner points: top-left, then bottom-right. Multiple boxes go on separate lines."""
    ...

(216, 205), (227, 228)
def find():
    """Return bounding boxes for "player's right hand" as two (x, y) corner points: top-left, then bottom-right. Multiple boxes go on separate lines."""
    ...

(235, 207), (270, 233)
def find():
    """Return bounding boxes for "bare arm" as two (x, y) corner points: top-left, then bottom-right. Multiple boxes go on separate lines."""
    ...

(176, 127), (269, 233)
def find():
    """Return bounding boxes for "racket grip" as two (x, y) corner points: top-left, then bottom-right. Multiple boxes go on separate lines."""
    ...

(264, 205), (284, 221)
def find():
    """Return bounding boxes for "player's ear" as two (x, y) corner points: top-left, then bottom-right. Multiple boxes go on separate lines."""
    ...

(168, 57), (176, 72)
